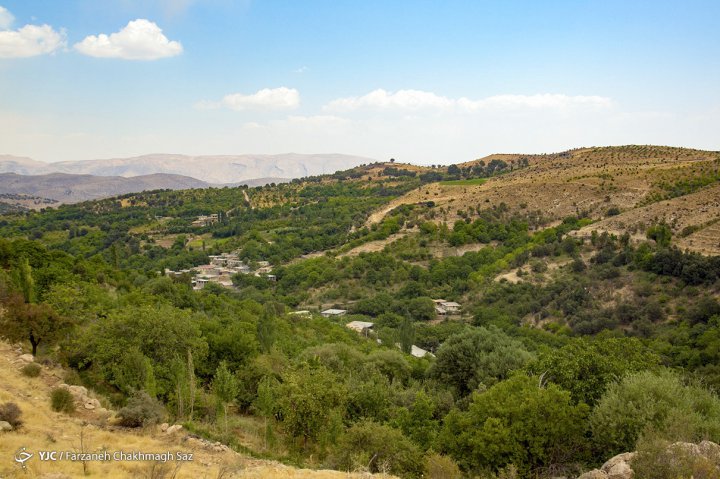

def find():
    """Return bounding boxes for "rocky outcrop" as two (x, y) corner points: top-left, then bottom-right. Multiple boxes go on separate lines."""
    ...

(56, 383), (109, 416)
(578, 452), (636, 479)
(578, 441), (720, 479)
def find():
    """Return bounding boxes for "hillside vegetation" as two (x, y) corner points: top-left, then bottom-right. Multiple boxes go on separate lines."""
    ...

(0, 145), (718, 478)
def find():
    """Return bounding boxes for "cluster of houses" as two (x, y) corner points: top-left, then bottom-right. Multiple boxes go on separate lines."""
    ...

(191, 214), (219, 228)
(165, 251), (275, 290)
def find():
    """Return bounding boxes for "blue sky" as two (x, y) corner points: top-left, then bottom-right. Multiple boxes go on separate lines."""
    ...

(1, 0), (719, 163)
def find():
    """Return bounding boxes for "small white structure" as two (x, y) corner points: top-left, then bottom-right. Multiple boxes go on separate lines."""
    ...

(441, 301), (461, 313)
(434, 299), (461, 315)
(289, 310), (312, 317)
(410, 345), (434, 358)
(321, 309), (347, 318)
(346, 321), (374, 335)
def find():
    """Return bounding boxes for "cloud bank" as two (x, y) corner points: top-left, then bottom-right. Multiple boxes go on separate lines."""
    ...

(324, 89), (611, 112)
(74, 19), (182, 60)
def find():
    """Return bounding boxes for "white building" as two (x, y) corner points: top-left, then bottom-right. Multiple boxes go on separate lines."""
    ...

(321, 309), (348, 318)
(346, 321), (374, 335)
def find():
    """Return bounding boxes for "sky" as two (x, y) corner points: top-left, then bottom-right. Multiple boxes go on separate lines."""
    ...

(0, 0), (719, 164)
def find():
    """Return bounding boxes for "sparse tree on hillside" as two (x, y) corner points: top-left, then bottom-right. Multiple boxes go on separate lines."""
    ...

(0, 293), (70, 355)
(213, 361), (238, 434)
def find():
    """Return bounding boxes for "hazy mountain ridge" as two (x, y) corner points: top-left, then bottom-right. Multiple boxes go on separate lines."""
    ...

(0, 153), (374, 184)
(0, 172), (210, 205)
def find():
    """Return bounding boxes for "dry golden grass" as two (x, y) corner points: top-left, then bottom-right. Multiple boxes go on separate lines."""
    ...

(0, 341), (395, 479)
(366, 146), (720, 255)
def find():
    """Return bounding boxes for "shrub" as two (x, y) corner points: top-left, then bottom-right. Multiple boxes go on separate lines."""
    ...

(117, 390), (165, 428)
(21, 363), (41, 378)
(591, 370), (720, 458)
(424, 451), (462, 479)
(632, 434), (720, 479)
(0, 402), (23, 428)
(50, 388), (75, 413)
(327, 420), (424, 478)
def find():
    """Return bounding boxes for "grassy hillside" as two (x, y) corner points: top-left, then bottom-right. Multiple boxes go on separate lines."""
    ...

(368, 146), (720, 254)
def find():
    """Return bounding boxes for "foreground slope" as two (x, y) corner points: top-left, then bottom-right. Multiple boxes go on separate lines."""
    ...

(0, 342), (394, 479)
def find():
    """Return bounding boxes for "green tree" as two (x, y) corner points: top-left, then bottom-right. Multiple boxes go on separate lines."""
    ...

(437, 374), (590, 474)
(78, 303), (207, 397)
(257, 311), (276, 353)
(213, 361), (239, 434)
(399, 316), (415, 354)
(430, 327), (533, 396)
(590, 369), (720, 457)
(647, 222), (672, 247)
(530, 337), (660, 406)
(0, 294), (71, 355)
(273, 365), (347, 449)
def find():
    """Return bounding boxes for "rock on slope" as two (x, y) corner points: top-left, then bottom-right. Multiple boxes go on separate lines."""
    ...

(0, 341), (394, 478)
(578, 441), (720, 478)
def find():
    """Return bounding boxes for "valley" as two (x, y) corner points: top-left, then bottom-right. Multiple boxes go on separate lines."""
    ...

(0, 145), (718, 479)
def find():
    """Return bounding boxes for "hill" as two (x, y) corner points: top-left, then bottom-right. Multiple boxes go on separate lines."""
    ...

(0, 172), (210, 205)
(365, 145), (720, 255)
(0, 153), (375, 184)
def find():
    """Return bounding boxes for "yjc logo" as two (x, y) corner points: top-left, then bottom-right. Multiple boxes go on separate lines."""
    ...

(14, 447), (33, 470)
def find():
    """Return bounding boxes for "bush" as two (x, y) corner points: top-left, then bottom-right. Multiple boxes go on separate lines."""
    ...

(591, 370), (720, 458)
(50, 388), (75, 413)
(21, 363), (41, 378)
(632, 434), (720, 479)
(424, 451), (462, 479)
(327, 420), (424, 478)
(117, 390), (165, 428)
(0, 402), (23, 428)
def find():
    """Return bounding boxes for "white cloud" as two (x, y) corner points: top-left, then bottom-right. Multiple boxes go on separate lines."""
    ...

(324, 89), (611, 112)
(457, 93), (612, 111)
(0, 6), (14, 29)
(74, 19), (182, 60)
(0, 6), (66, 59)
(325, 89), (455, 111)
(199, 87), (301, 111)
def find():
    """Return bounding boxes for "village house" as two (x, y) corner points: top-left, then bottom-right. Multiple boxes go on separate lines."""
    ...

(433, 299), (461, 315)
(346, 320), (374, 335)
(191, 213), (219, 227)
(321, 308), (348, 318)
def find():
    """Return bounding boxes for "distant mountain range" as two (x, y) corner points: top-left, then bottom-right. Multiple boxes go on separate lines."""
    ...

(0, 153), (373, 206)
(0, 153), (373, 184)
(0, 172), (210, 204)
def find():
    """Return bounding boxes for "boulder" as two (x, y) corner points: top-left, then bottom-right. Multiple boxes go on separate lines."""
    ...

(160, 422), (169, 432)
(18, 354), (34, 363)
(0, 420), (13, 432)
(166, 424), (183, 434)
(577, 471), (607, 479)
